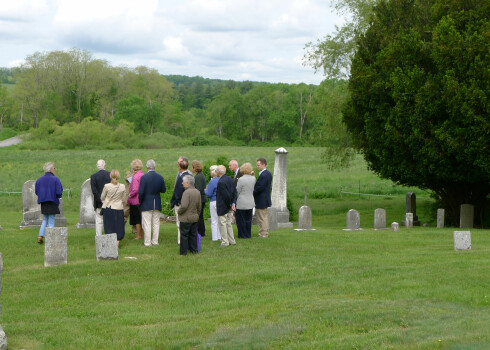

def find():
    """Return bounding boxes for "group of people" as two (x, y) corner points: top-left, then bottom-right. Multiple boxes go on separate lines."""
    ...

(34, 156), (273, 255)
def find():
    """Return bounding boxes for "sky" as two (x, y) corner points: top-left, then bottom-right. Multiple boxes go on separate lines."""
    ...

(0, 0), (343, 85)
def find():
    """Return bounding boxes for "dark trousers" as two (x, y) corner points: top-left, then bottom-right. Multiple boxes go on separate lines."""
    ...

(197, 201), (206, 237)
(180, 222), (198, 255)
(236, 209), (253, 238)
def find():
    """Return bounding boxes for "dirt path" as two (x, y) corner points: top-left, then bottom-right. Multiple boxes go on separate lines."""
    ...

(0, 136), (23, 147)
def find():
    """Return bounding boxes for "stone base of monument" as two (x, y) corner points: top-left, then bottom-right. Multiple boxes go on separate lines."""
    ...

(401, 214), (420, 226)
(76, 222), (95, 229)
(276, 210), (293, 228)
(20, 212), (67, 229)
(454, 231), (471, 250)
(44, 227), (68, 267)
(95, 234), (118, 261)
(0, 325), (7, 350)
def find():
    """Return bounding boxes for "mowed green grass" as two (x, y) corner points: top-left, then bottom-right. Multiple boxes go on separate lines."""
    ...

(0, 147), (489, 349)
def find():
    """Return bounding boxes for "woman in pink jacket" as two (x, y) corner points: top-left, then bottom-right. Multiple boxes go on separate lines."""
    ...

(127, 159), (145, 240)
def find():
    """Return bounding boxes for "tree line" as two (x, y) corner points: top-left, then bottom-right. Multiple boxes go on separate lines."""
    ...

(0, 49), (350, 148)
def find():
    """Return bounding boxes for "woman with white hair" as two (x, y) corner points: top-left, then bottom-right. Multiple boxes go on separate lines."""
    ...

(35, 162), (63, 244)
(204, 165), (221, 241)
(127, 159), (145, 240)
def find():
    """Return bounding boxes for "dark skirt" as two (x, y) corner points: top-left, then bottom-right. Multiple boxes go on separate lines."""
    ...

(129, 204), (142, 225)
(236, 209), (253, 238)
(41, 201), (60, 215)
(103, 208), (125, 241)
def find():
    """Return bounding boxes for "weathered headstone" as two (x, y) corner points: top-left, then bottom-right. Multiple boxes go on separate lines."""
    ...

(343, 209), (362, 230)
(271, 147), (293, 228)
(77, 179), (96, 228)
(453, 231), (471, 250)
(437, 209), (445, 228)
(0, 253), (6, 350)
(20, 180), (67, 228)
(268, 207), (278, 231)
(296, 186), (314, 230)
(405, 213), (414, 228)
(374, 208), (387, 230)
(391, 222), (399, 231)
(460, 204), (474, 228)
(95, 234), (118, 261)
(44, 227), (68, 267)
(402, 192), (420, 226)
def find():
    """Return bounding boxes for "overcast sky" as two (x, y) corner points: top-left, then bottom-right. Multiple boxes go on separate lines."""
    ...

(0, 0), (343, 84)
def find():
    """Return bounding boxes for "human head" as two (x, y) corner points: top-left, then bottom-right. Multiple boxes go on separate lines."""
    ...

(177, 156), (189, 171)
(228, 160), (238, 172)
(192, 160), (203, 173)
(146, 159), (156, 170)
(43, 162), (55, 173)
(210, 165), (218, 178)
(96, 159), (106, 170)
(216, 165), (226, 177)
(256, 158), (267, 172)
(131, 159), (143, 172)
(110, 169), (120, 185)
(182, 174), (195, 188)
(240, 162), (252, 175)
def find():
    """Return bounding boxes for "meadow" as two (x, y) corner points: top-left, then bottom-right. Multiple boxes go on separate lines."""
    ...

(0, 147), (488, 349)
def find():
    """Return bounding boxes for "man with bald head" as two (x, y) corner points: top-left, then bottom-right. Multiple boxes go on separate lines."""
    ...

(90, 159), (111, 236)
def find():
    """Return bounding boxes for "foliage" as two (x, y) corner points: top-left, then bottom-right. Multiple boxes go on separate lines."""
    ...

(304, 0), (378, 79)
(343, 0), (490, 226)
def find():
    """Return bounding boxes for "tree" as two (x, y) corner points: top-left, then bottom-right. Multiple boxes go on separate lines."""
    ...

(304, 0), (378, 79)
(343, 0), (490, 226)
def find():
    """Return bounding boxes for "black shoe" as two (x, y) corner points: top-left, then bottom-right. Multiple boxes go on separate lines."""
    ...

(37, 236), (44, 244)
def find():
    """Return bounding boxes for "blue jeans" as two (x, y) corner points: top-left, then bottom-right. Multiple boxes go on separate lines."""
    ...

(39, 214), (56, 237)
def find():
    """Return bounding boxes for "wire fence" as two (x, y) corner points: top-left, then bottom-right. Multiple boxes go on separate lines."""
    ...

(0, 188), (72, 198)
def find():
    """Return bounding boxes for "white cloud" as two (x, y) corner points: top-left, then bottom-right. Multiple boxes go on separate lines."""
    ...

(0, 0), (343, 84)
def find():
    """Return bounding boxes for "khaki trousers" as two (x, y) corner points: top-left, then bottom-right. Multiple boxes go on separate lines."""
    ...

(142, 210), (160, 246)
(255, 208), (269, 238)
(95, 208), (104, 236)
(218, 211), (235, 246)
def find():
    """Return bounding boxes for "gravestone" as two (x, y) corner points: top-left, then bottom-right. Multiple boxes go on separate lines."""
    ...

(271, 147), (293, 228)
(391, 222), (399, 231)
(77, 179), (96, 228)
(374, 208), (387, 230)
(268, 207), (278, 231)
(437, 209), (445, 228)
(20, 180), (67, 228)
(44, 227), (68, 267)
(0, 253), (7, 350)
(343, 209), (362, 230)
(95, 234), (118, 261)
(296, 186), (315, 230)
(460, 204), (474, 228)
(402, 192), (420, 226)
(405, 213), (414, 228)
(453, 231), (471, 250)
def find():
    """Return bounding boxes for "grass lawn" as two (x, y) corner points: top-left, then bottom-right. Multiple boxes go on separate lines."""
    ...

(0, 147), (488, 349)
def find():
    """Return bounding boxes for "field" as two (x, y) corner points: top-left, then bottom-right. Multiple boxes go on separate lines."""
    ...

(0, 147), (488, 349)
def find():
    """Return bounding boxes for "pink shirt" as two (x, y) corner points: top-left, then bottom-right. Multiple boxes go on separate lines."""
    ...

(127, 170), (144, 205)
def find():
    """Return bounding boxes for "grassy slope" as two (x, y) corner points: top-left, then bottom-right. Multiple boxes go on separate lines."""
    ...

(0, 147), (488, 349)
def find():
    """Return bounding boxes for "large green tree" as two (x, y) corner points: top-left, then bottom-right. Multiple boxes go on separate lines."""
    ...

(343, 0), (489, 226)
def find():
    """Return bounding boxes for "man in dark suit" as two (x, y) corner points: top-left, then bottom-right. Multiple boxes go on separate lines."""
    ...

(90, 159), (111, 236)
(170, 156), (192, 245)
(139, 159), (166, 247)
(253, 158), (272, 238)
(216, 165), (237, 246)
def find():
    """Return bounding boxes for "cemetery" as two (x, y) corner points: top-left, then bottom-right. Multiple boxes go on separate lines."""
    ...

(0, 146), (488, 349)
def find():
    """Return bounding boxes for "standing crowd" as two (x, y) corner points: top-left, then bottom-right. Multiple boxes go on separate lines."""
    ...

(35, 156), (272, 255)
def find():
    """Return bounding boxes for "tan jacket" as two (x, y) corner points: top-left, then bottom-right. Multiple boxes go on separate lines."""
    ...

(178, 187), (202, 223)
(101, 183), (125, 210)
